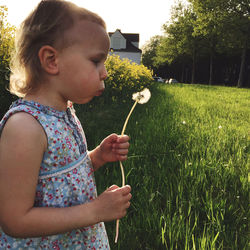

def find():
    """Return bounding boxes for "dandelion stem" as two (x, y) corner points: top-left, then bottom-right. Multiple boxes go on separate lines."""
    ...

(120, 99), (138, 185)
(121, 100), (139, 136)
(119, 161), (125, 187)
(115, 220), (120, 243)
(115, 99), (139, 243)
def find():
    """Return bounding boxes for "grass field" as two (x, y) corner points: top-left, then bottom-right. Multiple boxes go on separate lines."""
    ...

(77, 83), (249, 249)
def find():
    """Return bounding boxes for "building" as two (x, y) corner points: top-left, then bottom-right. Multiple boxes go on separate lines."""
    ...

(108, 29), (142, 64)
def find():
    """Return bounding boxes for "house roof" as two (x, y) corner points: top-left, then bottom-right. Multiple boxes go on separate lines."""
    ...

(108, 30), (139, 42)
(108, 29), (142, 53)
(110, 42), (142, 53)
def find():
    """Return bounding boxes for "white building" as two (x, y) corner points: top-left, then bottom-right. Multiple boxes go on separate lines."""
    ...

(108, 29), (142, 64)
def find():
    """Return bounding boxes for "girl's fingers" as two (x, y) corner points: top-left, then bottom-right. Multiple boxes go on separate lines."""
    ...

(119, 142), (130, 149)
(107, 185), (119, 191)
(116, 155), (127, 161)
(120, 185), (131, 195)
(112, 143), (130, 152)
(125, 201), (131, 209)
(117, 135), (130, 143)
(112, 148), (129, 155)
(113, 142), (129, 148)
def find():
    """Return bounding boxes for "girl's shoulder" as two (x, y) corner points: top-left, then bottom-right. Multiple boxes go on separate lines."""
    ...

(2, 111), (44, 133)
(0, 108), (47, 151)
(0, 99), (49, 149)
(1, 100), (41, 132)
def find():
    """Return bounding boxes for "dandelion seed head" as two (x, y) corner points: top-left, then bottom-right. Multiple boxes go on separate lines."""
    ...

(132, 88), (151, 104)
(218, 125), (222, 129)
(182, 121), (186, 125)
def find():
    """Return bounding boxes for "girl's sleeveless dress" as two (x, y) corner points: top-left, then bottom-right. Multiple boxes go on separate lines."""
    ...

(0, 99), (110, 250)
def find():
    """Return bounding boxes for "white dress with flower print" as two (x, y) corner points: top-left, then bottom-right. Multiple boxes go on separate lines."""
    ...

(0, 99), (110, 250)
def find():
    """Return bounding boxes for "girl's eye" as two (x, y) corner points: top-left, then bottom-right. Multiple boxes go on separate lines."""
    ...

(92, 59), (100, 65)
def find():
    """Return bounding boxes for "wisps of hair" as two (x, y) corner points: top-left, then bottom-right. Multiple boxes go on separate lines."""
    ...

(10, 0), (106, 97)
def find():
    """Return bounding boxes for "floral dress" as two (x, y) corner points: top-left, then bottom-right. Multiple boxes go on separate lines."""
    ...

(0, 99), (110, 250)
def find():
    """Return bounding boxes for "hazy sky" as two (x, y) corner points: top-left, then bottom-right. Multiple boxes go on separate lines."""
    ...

(1, 0), (186, 47)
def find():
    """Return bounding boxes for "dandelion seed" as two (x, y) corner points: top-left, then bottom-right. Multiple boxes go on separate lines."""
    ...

(115, 88), (151, 243)
(132, 88), (151, 104)
(218, 125), (222, 129)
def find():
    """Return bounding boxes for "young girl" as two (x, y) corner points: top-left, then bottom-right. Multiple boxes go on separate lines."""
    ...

(0, 0), (132, 249)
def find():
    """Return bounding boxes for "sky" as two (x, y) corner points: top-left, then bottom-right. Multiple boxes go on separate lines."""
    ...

(0, 0), (186, 48)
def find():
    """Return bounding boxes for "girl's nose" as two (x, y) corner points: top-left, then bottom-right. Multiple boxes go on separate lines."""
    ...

(101, 66), (108, 80)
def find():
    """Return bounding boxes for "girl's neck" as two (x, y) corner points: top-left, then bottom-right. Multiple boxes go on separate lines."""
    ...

(24, 89), (68, 112)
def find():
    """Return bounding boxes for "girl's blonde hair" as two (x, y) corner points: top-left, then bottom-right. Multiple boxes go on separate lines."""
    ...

(10, 0), (106, 97)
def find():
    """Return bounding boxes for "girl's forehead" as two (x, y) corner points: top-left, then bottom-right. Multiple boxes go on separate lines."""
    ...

(65, 20), (110, 48)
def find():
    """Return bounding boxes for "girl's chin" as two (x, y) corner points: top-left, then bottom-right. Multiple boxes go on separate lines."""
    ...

(75, 96), (93, 105)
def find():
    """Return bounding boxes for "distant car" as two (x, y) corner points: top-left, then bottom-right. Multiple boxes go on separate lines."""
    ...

(153, 77), (164, 82)
(168, 78), (179, 84)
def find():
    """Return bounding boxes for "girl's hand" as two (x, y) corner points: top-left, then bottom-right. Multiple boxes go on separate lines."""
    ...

(100, 133), (130, 162)
(89, 134), (130, 170)
(92, 185), (132, 222)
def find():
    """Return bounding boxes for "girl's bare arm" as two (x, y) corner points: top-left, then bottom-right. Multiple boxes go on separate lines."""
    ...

(0, 113), (131, 238)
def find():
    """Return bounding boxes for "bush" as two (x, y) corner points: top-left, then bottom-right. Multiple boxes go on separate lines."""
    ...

(104, 54), (153, 102)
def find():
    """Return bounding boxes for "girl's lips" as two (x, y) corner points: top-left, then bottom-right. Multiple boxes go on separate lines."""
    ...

(95, 89), (104, 96)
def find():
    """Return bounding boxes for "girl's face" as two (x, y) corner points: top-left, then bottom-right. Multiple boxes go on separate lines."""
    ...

(57, 21), (110, 104)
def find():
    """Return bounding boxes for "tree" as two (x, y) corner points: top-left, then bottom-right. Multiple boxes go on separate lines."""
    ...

(189, 0), (250, 86)
(189, 0), (229, 85)
(154, 2), (204, 83)
(225, 0), (250, 87)
(141, 35), (162, 75)
(141, 0), (249, 86)
(165, 5), (201, 83)
(0, 6), (15, 77)
(0, 6), (16, 119)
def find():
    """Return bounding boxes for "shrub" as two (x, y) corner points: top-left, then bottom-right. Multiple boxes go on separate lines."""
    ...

(104, 53), (153, 102)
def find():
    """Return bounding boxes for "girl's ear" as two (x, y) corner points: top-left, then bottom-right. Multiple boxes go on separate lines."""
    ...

(38, 45), (59, 75)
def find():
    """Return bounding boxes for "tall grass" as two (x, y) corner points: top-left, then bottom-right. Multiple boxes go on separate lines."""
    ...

(76, 83), (249, 249)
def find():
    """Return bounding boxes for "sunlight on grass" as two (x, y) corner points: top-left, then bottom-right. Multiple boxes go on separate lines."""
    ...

(77, 83), (249, 249)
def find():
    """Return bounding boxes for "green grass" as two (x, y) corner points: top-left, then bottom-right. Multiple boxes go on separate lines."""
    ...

(76, 83), (249, 249)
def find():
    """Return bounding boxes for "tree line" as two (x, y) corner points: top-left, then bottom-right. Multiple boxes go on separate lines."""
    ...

(142, 0), (250, 87)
